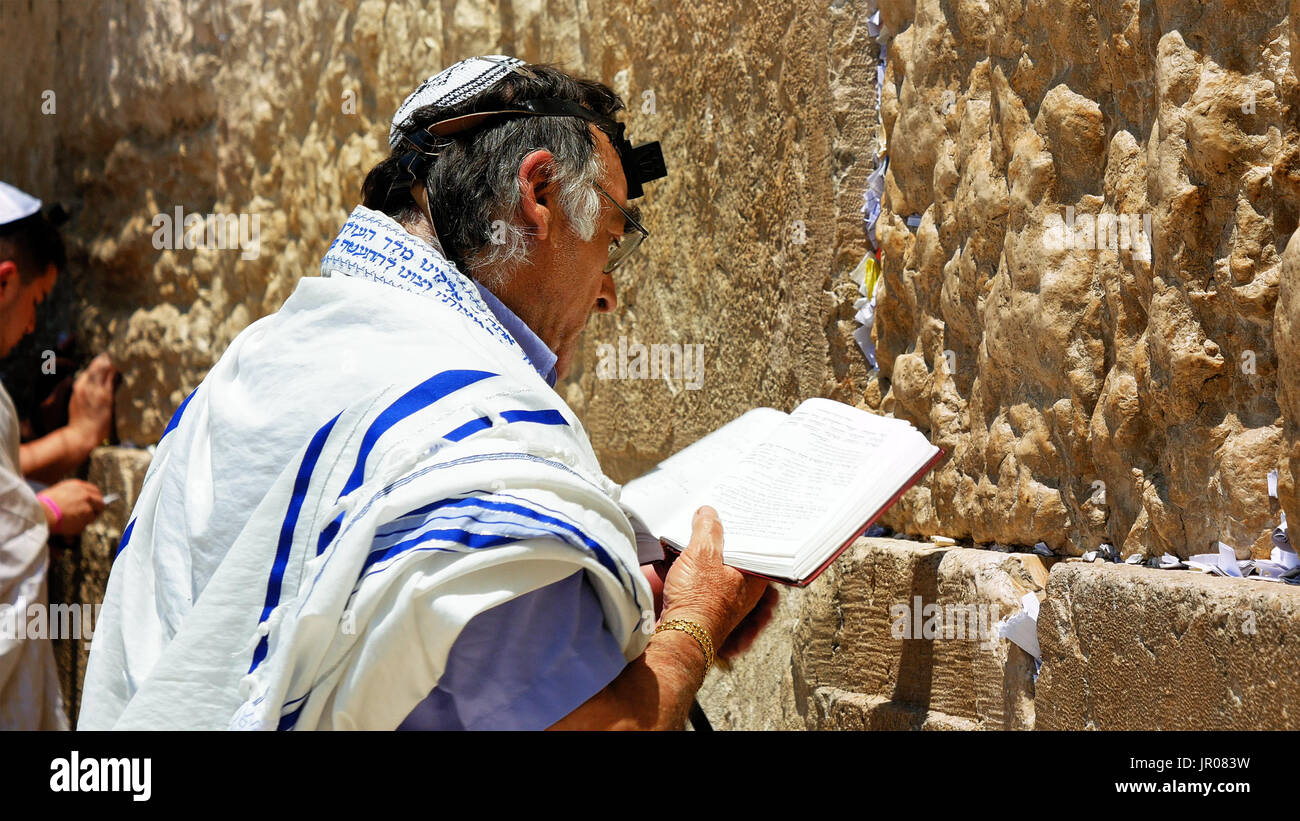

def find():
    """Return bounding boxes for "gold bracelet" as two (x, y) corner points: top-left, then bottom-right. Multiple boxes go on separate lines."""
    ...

(655, 618), (716, 671)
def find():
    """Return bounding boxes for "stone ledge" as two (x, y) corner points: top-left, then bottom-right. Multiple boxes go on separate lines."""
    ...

(806, 686), (982, 731)
(1036, 562), (1300, 730)
(52, 474), (1300, 730)
(701, 538), (1300, 729)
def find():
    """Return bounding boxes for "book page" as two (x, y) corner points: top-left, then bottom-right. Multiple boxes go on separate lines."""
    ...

(619, 407), (787, 539)
(660, 399), (935, 579)
(698, 400), (907, 549)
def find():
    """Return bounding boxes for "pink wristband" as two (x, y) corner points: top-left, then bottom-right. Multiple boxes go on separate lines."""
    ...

(37, 494), (63, 526)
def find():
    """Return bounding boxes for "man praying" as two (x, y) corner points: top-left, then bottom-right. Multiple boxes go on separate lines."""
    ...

(81, 57), (769, 730)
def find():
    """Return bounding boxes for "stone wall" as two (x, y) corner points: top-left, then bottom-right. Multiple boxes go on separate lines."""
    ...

(11, 2), (1294, 560)
(870, 0), (1300, 558)
(2, 0), (879, 724)
(1036, 561), (1300, 730)
(0, 0), (879, 478)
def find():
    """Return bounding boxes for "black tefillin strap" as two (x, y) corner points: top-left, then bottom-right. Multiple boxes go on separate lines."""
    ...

(395, 125), (444, 192)
(395, 98), (667, 200)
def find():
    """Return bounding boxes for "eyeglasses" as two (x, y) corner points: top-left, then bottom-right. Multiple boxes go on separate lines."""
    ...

(594, 182), (649, 273)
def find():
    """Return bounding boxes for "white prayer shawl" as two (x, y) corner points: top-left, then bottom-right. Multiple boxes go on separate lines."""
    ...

(80, 206), (652, 730)
(0, 381), (68, 730)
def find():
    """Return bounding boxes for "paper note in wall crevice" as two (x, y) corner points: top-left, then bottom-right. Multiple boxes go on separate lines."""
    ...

(997, 592), (1041, 661)
(1217, 542), (1244, 577)
(1186, 543), (1247, 577)
(847, 253), (880, 369)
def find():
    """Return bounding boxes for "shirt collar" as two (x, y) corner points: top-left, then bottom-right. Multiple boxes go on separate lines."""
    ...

(471, 281), (558, 387)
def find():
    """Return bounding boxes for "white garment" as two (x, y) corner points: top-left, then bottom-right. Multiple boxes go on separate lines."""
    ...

(80, 206), (652, 730)
(0, 380), (68, 730)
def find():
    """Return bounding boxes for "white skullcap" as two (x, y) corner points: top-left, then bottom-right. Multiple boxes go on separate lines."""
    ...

(0, 181), (41, 227)
(389, 55), (526, 149)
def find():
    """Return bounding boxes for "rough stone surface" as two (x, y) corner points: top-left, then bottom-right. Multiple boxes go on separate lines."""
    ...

(871, 0), (1300, 559)
(48, 447), (152, 723)
(0, 0), (880, 475)
(1037, 561), (1300, 730)
(697, 538), (1052, 730)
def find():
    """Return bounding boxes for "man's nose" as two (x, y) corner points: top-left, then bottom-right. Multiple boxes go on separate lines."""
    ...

(594, 273), (617, 314)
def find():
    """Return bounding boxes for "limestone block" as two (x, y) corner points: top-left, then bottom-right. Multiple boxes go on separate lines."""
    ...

(695, 581), (808, 731)
(698, 538), (1052, 730)
(1036, 562), (1300, 730)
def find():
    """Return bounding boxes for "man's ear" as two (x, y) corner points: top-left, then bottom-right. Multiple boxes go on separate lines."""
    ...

(517, 149), (555, 242)
(0, 261), (19, 300)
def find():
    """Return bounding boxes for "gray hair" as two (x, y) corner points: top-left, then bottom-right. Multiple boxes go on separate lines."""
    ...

(461, 136), (605, 290)
(361, 64), (626, 290)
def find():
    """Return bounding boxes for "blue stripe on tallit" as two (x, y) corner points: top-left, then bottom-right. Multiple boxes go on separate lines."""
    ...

(367, 501), (587, 554)
(315, 405), (568, 555)
(114, 518), (136, 560)
(358, 495), (618, 583)
(159, 388), (197, 442)
(371, 496), (599, 552)
(276, 700), (307, 731)
(498, 409), (567, 426)
(295, 451), (645, 628)
(443, 416), (492, 442)
(439, 408), (568, 444)
(335, 369), (496, 499)
(359, 527), (523, 577)
(315, 513), (344, 556)
(249, 412), (341, 673)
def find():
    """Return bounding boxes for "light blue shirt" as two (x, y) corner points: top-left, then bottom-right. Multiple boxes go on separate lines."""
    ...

(472, 282), (558, 388)
(397, 282), (625, 730)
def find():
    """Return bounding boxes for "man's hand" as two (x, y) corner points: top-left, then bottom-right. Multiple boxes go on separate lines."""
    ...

(67, 353), (116, 452)
(39, 479), (105, 536)
(719, 584), (779, 662)
(659, 506), (768, 651)
(549, 507), (768, 730)
(640, 559), (671, 618)
(20, 354), (118, 482)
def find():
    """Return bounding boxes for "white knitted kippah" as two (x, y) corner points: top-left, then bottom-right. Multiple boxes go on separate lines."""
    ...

(388, 55), (526, 149)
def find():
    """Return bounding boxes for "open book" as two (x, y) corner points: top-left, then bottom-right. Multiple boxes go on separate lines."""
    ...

(620, 398), (944, 586)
